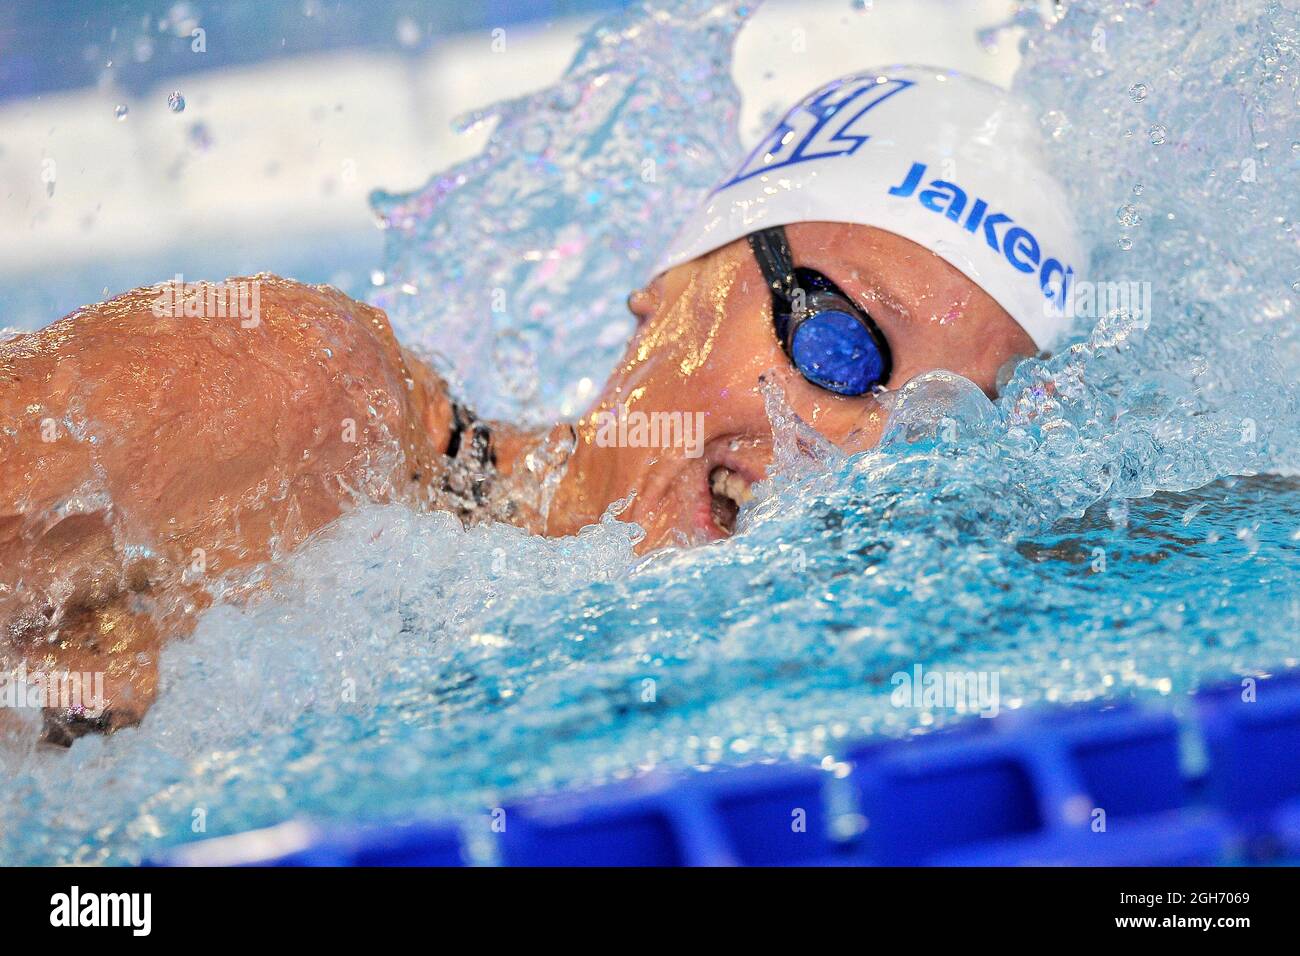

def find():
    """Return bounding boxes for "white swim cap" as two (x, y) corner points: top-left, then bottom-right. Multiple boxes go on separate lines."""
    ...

(656, 65), (1088, 352)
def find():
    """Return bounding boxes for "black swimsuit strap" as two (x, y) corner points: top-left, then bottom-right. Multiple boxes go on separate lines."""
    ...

(445, 401), (494, 468)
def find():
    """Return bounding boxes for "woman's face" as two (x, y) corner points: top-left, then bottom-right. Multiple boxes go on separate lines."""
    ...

(546, 222), (1036, 551)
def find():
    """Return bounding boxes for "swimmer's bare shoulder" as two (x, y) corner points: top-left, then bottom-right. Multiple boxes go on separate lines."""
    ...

(0, 275), (454, 743)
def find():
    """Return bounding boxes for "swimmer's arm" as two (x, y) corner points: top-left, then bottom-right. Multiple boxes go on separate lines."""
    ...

(0, 278), (462, 740)
(400, 346), (455, 458)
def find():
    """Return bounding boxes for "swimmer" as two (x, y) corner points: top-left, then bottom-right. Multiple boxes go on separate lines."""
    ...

(0, 66), (1085, 741)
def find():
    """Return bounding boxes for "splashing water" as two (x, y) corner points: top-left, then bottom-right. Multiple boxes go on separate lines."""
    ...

(369, 0), (747, 425)
(3, 0), (1300, 865)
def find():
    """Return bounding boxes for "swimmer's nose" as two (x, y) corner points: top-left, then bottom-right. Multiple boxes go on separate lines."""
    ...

(626, 285), (658, 325)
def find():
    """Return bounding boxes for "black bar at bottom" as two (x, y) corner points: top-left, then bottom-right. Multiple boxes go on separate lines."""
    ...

(0, 865), (1283, 940)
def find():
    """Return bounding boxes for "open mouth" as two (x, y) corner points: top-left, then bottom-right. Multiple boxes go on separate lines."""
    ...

(709, 465), (754, 536)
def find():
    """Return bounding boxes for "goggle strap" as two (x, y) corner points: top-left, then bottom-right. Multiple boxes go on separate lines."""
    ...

(747, 227), (801, 307)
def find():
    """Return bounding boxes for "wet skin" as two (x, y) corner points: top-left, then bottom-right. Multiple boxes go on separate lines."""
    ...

(547, 222), (1035, 547)
(0, 278), (457, 740)
(0, 222), (1032, 740)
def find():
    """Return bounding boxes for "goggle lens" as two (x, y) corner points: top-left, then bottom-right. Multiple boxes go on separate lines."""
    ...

(789, 308), (887, 396)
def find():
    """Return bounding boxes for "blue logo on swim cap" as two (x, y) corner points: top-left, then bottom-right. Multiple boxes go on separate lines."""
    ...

(716, 74), (915, 192)
(886, 160), (1076, 310)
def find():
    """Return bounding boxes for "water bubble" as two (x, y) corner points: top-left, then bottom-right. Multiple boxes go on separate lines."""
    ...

(1148, 124), (1167, 145)
(450, 106), (495, 135)
(395, 16), (421, 48)
(1117, 236), (1133, 250)
(976, 25), (1001, 52)
(1116, 203), (1142, 227)
(1040, 109), (1072, 141)
(879, 370), (1000, 448)
(114, 104), (129, 121)
(548, 83), (583, 114)
(163, 2), (200, 37)
(167, 91), (186, 113)
(1132, 183), (1144, 196)
(1128, 82), (1148, 102)
(188, 122), (213, 151)
(520, 125), (549, 157)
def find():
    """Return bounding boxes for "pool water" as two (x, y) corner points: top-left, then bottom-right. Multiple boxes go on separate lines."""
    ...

(2, 0), (1298, 865)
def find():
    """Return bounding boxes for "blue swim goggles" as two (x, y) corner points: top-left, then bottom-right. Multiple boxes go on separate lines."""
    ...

(747, 226), (892, 396)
